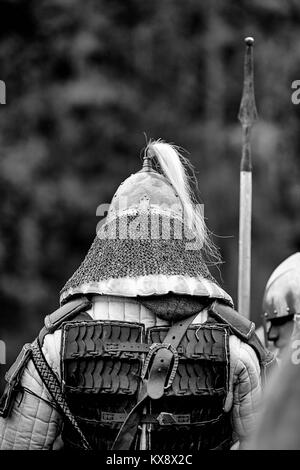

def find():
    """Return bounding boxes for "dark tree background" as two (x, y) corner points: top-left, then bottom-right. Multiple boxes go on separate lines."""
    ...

(1, 0), (300, 389)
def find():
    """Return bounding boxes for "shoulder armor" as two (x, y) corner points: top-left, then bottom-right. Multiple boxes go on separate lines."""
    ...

(38, 296), (92, 343)
(210, 301), (276, 380)
(210, 301), (255, 340)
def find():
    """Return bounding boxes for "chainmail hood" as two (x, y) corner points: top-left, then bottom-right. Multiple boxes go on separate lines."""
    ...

(60, 143), (233, 306)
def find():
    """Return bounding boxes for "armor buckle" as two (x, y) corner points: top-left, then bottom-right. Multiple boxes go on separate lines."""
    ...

(141, 343), (179, 388)
(157, 412), (177, 426)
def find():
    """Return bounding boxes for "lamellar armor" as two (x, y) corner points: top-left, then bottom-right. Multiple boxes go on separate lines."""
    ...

(61, 315), (231, 450)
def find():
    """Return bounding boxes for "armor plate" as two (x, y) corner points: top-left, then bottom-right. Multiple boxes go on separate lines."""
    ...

(61, 319), (231, 450)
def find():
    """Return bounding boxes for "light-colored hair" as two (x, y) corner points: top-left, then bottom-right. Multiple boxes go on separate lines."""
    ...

(145, 139), (221, 266)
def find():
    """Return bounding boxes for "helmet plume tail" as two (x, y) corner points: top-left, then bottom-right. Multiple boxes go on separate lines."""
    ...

(145, 140), (221, 265)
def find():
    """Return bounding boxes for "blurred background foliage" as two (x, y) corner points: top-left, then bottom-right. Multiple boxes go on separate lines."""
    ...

(0, 0), (300, 387)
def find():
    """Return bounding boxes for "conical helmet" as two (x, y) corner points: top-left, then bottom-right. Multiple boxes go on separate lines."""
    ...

(60, 141), (232, 306)
(263, 252), (300, 320)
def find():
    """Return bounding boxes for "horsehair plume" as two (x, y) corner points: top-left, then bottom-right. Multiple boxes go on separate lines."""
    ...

(145, 139), (221, 266)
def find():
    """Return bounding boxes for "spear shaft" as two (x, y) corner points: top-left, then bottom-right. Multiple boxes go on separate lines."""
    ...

(238, 37), (258, 319)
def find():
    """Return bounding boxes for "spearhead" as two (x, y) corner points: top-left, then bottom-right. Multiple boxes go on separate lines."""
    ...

(238, 37), (258, 171)
(238, 37), (258, 128)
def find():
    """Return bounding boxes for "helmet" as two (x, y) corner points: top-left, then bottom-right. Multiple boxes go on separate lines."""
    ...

(60, 141), (233, 308)
(263, 252), (300, 321)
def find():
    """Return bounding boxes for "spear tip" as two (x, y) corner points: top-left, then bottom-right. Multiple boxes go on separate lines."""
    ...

(245, 37), (254, 46)
(238, 35), (258, 128)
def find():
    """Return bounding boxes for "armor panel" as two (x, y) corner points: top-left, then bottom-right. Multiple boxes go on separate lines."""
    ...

(61, 319), (231, 450)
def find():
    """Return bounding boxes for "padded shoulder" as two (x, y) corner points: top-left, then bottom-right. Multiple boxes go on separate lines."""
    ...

(210, 301), (255, 340)
(0, 343), (32, 418)
(0, 296), (92, 418)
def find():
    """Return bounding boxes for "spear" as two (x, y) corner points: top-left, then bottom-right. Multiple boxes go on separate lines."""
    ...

(238, 37), (258, 319)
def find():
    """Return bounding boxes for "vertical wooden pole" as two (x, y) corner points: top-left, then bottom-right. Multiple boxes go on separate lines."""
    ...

(238, 37), (258, 318)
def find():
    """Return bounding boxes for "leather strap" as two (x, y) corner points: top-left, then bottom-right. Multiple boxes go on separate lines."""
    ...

(101, 411), (191, 425)
(210, 301), (255, 340)
(112, 382), (148, 450)
(147, 312), (199, 399)
(105, 342), (150, 354)
(112, 310), (201, 450)
(102, 410), (224, 427)
(38, 296), (92, 344)
(210, 300), (276, 383)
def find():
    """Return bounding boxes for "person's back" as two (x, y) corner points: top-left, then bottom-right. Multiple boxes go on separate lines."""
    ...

(0, 141), (273, 450)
